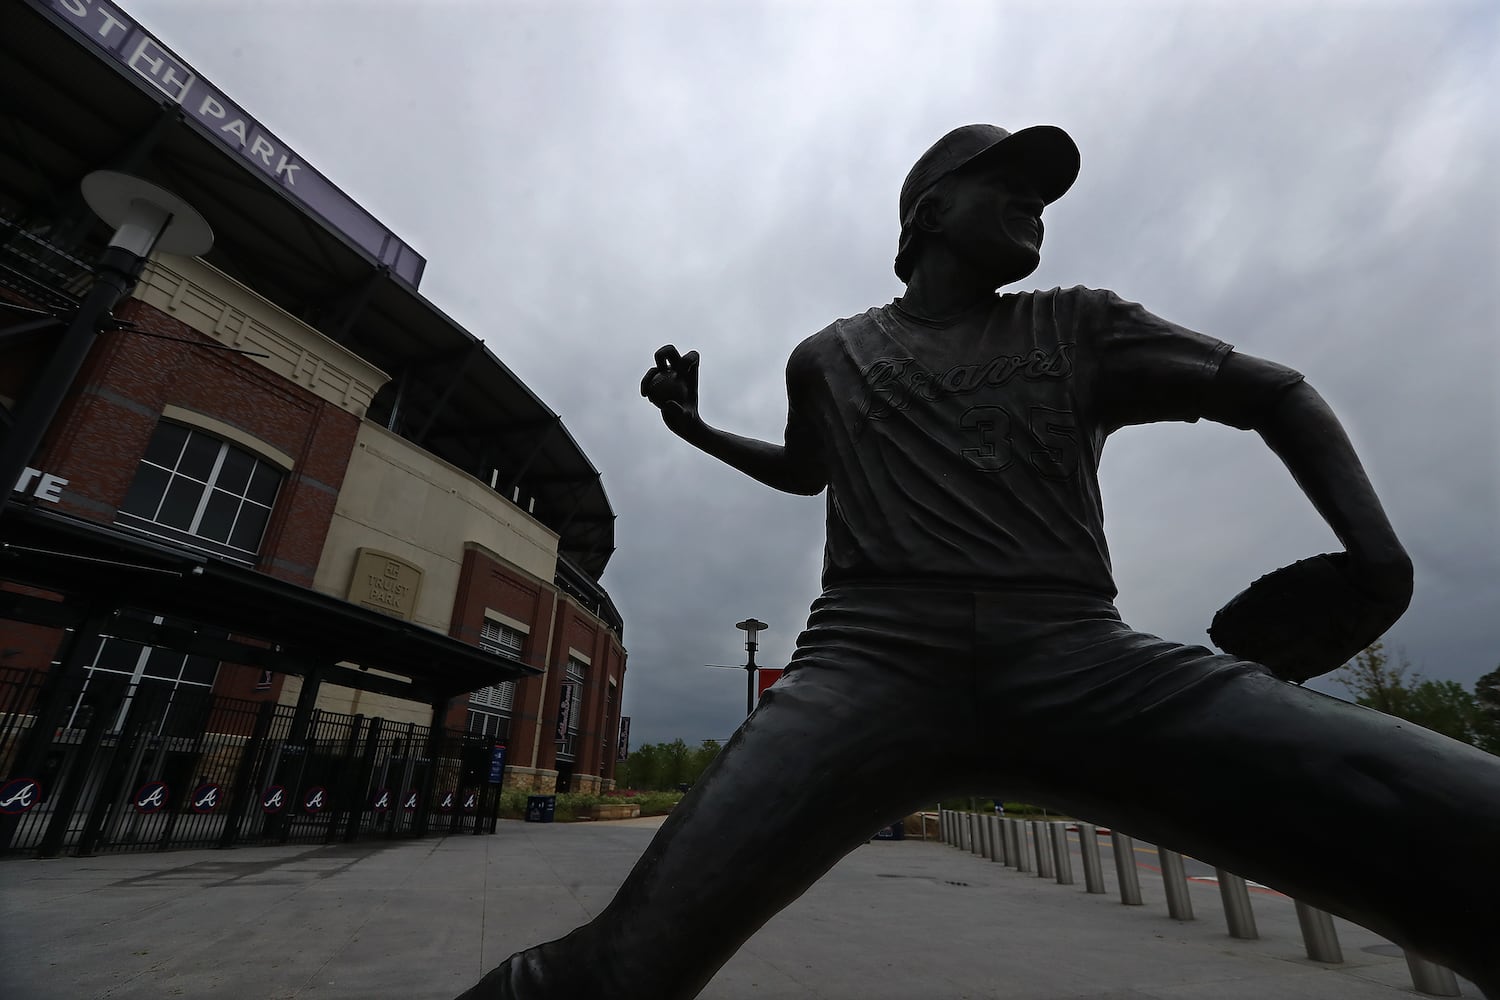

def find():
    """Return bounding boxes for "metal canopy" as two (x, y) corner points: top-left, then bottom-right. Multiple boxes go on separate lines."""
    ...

(0, 504), (540, 702)
(0, 2), (615, 580)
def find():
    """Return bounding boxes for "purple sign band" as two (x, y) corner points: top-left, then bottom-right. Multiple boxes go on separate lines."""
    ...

(32, 0), (425, 287)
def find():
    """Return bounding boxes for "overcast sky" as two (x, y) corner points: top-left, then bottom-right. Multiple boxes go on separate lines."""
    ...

(130, 0), (1498, 748)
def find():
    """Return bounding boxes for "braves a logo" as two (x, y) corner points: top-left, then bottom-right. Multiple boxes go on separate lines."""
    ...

(440, 790), (456, 813)
(403, 790), (419, 812)
(371, 788), (392, 811)
(135, 781), (170, 813)
(463, 790), (479, 814)
(262, 785), (287, 814)
(0, 778), (41, 815)
(191, 783), (222, 813)
(303, 787), (326, 813)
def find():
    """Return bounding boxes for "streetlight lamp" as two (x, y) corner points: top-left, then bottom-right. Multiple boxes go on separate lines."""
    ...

(735, 617), (768, 718)
(0, 171), (212, 522)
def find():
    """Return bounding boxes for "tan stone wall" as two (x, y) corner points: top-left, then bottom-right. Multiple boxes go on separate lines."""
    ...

(134, 256), (388, 418)
(315, 422), (560, 635)
(278, 675), (434, 727)
(501, 767), (559, 793)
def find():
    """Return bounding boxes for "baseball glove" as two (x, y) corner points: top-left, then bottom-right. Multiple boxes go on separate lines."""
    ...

(1208, 552), (1407, 683)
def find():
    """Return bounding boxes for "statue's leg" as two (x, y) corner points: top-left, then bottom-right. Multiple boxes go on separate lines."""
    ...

(969, 604), (1500, 995)
(458, 587), (976, 1000)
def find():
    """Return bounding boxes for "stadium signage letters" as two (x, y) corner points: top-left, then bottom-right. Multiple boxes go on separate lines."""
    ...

(36, 0), (427, 287)
(12, 467), (68, 503)
(44, 1), (303, 186)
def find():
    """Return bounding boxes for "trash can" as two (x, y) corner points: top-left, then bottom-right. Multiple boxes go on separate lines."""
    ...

(525, 795), (556, 823)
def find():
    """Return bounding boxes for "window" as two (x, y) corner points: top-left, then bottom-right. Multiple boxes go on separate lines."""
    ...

(116, 421), (282, 565)
(469, 619), (524, 740)
(556, 657), (586, 760)
(64, 613), (219, 736)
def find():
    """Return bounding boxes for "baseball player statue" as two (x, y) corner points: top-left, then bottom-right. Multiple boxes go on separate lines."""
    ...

(459, 124), (1500, 998)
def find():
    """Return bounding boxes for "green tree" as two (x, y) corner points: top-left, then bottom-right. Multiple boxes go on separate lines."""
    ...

(619, 742), (663, 790)
(1404, 680), (1486, 745)
(1335, 644), (1496, 752)
(1473, 665), (1500, 753)
(684, 740), (723, 785)
(618, 739), (726, 790)
(1334, 642), (1414, 716)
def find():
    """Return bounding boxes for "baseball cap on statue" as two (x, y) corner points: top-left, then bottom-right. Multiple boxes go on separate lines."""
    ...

(895, 124), (1080, 282)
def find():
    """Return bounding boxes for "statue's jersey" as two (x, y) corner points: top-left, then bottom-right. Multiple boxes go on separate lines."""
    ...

(786, 286), (1243, 597)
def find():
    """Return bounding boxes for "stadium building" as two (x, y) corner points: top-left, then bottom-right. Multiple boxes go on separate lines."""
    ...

(0, 0), (627, 855)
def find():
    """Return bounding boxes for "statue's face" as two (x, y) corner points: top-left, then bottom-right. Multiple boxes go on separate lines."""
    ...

(931, 161), (1046, 286)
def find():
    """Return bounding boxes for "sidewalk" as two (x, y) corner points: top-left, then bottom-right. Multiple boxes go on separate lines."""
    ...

(0, 816), (1480, 999)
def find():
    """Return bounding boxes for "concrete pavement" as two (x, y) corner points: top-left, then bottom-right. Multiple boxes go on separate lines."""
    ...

(0, 815), (1481, 999)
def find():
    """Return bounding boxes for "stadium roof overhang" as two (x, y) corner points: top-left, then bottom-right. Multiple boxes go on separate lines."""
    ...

(0, 1), (615, 580)
(0, 504), (540, 703)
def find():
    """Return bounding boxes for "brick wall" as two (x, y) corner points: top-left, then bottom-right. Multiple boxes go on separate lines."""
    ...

(13, 298), (360, 693)
(444, 545), (626, 791)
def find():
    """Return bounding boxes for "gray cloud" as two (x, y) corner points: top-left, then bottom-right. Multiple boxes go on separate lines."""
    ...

(135, 0), (1498, 745)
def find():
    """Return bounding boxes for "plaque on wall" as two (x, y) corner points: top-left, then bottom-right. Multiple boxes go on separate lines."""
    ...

(348, 548), (424, 621)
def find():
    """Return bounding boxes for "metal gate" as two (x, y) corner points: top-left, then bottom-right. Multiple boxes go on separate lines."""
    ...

(0, 671), (504, 857)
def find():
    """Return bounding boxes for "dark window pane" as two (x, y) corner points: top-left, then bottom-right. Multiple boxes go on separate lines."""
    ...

(229, 502), (270, 553)
(246, 462), (281, 505)
(142, 648), (184, 680)
(178, 433), (221, 481)
(143, 422), (189, 468)
(73, 634), (104, 666)
(216, 448), (255, 495)
(94, 638), (144, 674)
(120, 464), (170, 518)
(180, 655), (218, 686)
(198, 489), (240, 543)
(158, 477), (205, 530)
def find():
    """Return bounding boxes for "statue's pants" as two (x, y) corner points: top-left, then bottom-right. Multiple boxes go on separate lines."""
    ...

(460, 586), (1500, 998)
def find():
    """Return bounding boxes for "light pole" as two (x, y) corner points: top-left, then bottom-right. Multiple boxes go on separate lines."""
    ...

(735, 617), (768, 718)
(0, 171), (211, 523)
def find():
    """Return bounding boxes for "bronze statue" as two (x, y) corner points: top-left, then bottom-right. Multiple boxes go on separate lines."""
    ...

(459, 124), (1500, 999)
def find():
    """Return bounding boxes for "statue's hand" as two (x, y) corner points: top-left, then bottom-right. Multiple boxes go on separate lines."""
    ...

(640, 344), (702, 437)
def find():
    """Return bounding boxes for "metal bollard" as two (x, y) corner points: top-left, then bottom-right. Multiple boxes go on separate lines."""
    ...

(1052, 822), (1075, 885)
(1111, 831), (1143, 905)
(1405, 953), (1461, 996)
(939, 809), (947, 844)
(973, 813), (984, 856)
(1216, 869), (1258, 939)
(1015, 819), (1035, 872)
(959, 812), (971, 852)
(980, 814), (993, 859)
(1033, 821), (1056, 878)
(989, 814), (1004, 864)
(1159, 849), (1194, 921)
(1294, 901), (1343, 963)
(1077, 822), (1106, 894)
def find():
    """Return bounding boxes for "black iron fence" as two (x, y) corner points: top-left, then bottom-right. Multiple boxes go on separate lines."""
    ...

(0, 668), (505, 857)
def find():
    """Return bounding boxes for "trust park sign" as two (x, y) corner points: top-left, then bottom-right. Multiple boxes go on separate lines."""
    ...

(34, 0), (426, 287)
